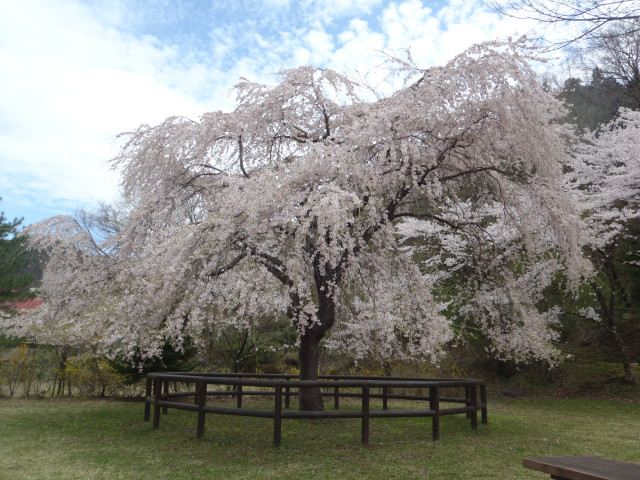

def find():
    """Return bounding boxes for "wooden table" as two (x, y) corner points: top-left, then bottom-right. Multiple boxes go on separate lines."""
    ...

(523, 456), (640, 480)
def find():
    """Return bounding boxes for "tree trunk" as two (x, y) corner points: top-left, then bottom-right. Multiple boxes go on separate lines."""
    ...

(590, 276), (635, 385)
(290, 269), (337, 411)
(611, 328), (636, 385)
(298, 332), (324, 411)
(622, 358), (635, 385)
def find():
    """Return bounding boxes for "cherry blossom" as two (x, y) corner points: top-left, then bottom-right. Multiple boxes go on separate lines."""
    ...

(4, 39), (588, 409)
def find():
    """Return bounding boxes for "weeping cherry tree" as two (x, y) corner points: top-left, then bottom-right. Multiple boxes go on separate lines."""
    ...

(5, 40), (587, 410)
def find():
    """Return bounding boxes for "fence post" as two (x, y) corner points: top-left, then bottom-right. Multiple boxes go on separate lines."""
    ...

(382, 386), (388, 411)
(144, 377), (152, 421)
(162, 379), (169, 414)
(470, 385), (478, 431)
(152, 378), (162, 429)
(334, 386), (340, 410)
(196, 380), (207, 438)
(465, 385), (471, 419)
(361, 386), (370, 445)
(285, 385), (290, 409)
(236, 383), (243, 409)
(429, 386), (440, 441)
(481, 383), (488, 425)
(274, 385), (283, 447)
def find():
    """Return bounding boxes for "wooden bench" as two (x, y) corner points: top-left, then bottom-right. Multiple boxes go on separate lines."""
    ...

(523, 456), (640, 480)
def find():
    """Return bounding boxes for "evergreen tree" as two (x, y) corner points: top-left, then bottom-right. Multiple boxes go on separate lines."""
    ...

(0, 201), (35, 306)
(558, 68), (629, 133)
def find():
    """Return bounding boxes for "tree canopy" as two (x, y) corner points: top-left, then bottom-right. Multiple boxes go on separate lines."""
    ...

(2, 40), (589, 410)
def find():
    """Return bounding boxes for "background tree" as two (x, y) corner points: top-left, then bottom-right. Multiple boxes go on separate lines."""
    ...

(591, 20), (640, 108)
(0, 213), (116, 395)
(0, 200), (35, 307)
(564, 108), (640, 383)
(484, 0), (640, 47)
(557, 68), (628, 133)
(551, 22), (640, 383)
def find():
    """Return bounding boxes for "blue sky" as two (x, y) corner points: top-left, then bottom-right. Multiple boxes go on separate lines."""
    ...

(0, 0), (564, 228)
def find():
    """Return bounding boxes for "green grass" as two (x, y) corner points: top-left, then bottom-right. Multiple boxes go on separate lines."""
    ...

(0, 396), (638, 479)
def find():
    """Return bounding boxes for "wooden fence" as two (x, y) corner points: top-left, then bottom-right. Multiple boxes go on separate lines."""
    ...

(144, 372), (488, 445)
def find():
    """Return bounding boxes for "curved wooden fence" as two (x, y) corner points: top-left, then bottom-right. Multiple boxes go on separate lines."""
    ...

(144, 372), (488, 445)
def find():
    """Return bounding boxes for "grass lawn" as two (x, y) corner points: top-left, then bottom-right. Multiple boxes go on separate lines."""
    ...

(0, 396), (638, 479)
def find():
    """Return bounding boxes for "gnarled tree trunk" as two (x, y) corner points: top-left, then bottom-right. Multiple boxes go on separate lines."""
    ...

(296, 284), (336, 411)
(298, 332), (325, 411)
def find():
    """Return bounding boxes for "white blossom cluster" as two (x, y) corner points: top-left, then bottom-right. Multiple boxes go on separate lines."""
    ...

(566, 109), (640, 255)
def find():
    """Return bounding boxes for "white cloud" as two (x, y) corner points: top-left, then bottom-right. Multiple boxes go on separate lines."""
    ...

(310, 0), (384, 22)
(0, 0), (212, 224)
(302, 26), (337, 64)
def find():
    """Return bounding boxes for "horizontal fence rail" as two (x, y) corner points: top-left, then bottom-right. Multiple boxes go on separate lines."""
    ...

(143, 372), (488, 446)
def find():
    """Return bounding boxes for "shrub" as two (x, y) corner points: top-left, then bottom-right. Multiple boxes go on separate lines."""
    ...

(65, 355), (127, 397)
(0, 344), (41, 397)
